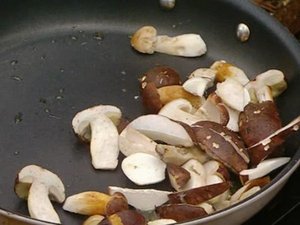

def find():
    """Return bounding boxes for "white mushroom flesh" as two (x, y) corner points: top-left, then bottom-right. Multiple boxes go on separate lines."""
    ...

(180, 159), (206, 190)
(108, 186), (172, 211)
(148, 219), (177, 225)
(121, 153), (166, 185)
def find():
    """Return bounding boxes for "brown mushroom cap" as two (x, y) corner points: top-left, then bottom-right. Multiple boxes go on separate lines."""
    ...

(99, 210), (146, 225)
(167, 163), (191, 190)
(191, 121), (249, 173)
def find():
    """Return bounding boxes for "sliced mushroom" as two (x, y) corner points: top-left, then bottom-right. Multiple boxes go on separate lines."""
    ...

(223, 104), (240, 132)
(72, 105), (121, 170)
(119, 126), (158, 157)
(63, 191), (128, 216)
(203, 160), (230, 182)
(14, 165), (65, 224)
(215, 78), (250, 112)
(121, 153), (166, 185)
(210, 60), (250, 85)
(156, 144), (209, 166)
(167, 163), (191, 191)
(168, 182), (230, 205)
(192, 121), (249, 173)
(240, 157), (290, 183)
(131, 26), (207, 57)
(156, 204), (208, 222)
(108, 186), (172, 211)
(158, 98), (205, 125)
(99, 210), (146, 225)
(83, 215), (105, 225)
(182, 68), (216, 97)
(148, 219), (177, 225)
(128, 114), (193, 147)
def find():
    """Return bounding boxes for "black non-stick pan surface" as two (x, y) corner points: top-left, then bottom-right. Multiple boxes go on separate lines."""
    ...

(0, 0), (299, 224)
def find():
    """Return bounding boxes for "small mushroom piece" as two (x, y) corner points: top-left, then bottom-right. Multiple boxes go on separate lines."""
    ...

(99, 210), (146, 225)
(14, 165), (65, 224)
(155, 204), (208, 222)
(131, 26), (207, 57)
(158, 98), (206, 126)
(148, 219), (176, 225)
(245, 69), (287, 100)
(210, 61), (250, 85)
(168, 182), (230, 205)
(240, 157), (290, 183)
(223, 105), (240, 132)
(63, 191), (128, 216)
(108, 186), (172, 211)
(167, 163), (191, 191)
(128, 114), (194, 147)
(72, 105), (122, 170)
(216, 78), (250, 112)
(245, 115), (299, 166)
(182, 68), (216, 97)
(119, 126), (158, 157)
(121, 153), (166, 185)
(83, 215), (105, 225)
(192, 121), (249, 173)
(156, 144), (209, 166)
(203, 160), (230, 182)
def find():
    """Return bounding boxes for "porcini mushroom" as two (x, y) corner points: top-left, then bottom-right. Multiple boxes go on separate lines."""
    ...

(121, 153), (166, 185)
(131, 26), (207, 57)
(98, 210), (146, 225)
(14, 165), (65, 224)
(72, 105), (121, 170)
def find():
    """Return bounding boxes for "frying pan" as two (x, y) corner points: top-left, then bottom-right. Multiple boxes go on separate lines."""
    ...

(0, 0), (299, 224)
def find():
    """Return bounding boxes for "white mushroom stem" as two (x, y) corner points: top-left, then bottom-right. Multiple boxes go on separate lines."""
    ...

(183, 68), (216, 97)
(255, 85), (274, 103)
(90, 115), (119, 169)
(119, 126), (158, 157)
(128, 114), (193, 147)
(15, 165), (65, 224)
(72, 105), (122, 170)
(121, 153), (166, 185)
(158, 98), (205, 126)
(223, 105), (240, 132)
(240, 157), (290, 181)
(131, 26), (207, 57)
(216, 78), (250, 112)
(108, 186), (172, 211)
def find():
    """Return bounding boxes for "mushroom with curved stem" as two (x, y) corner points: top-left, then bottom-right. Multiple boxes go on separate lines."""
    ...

(14, 165), (65, 224)
(131, 26), (207, 57)
(128, 114), (194, 147)
(72, 105), (121, 170)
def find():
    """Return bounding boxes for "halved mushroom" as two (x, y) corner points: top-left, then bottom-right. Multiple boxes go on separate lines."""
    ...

(121, 153), (166, 185)
(99, 210), (146, 225)
(108, 186), (172, 211)
(119, 126), (158, 157)
(247, 115), (300, 165)
(240, 157), (290, 183)
(156, 144), (209, 166)
(63, 191), (128, 216)
(182, 68), (216, 97)
(210, 60), (250, 85)
(131, 26), (207, 57)
(192, 121), (249, 173)
(128, 114), (194, 147)
(14, 165), (65, 224)
(72, 105), (121, 170)
(215, 78), (250, 112)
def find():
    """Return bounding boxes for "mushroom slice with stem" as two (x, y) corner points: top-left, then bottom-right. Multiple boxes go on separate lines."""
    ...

(119, 126), (158, 157)
(182, 68), (216, 97)
(121, 153), (166, 185)
(14, 165), (65, 224)
(128, 114), (193, 147)
(156, 144), (209, 166)
(131, 26), (207, 57)
(63, 191), (128, 216)
(72, 105), (121, 170)
(210, 60), (250, 85)
(108, 186), (172, 211)
(216, 77), (251, 112)
(158, 98), (206, 126)
(192, 121), (249, 173)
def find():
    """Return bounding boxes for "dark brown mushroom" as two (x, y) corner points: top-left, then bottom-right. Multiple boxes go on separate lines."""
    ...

(168, 182), (230, 205)
(167, 163), (191, 191)
(191, 121), (249, 173)
(156, 204), (207, 222)
(99, 210), (146, 225)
